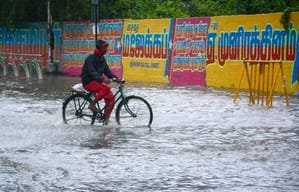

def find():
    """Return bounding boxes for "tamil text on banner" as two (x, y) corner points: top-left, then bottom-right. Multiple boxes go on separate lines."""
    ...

(61, 21), (94, 75)
(98, 19), (123, 78)
(170, 17), (210, 86)
(0, 23), (53, 69)
(122, 19), (173, 83)
(206, 12), (299, 94)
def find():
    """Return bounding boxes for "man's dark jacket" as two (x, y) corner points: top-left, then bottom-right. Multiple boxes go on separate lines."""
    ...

(81, 54), (116, 86)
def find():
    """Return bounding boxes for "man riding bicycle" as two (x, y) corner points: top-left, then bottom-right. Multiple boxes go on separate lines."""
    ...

(81, 39), (120, 124)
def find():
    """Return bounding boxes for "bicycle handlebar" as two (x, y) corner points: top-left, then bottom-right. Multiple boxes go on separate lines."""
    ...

(112, 77), (125, 84)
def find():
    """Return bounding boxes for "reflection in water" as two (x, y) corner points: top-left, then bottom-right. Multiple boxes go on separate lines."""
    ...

(0, 75), (298, 191)
(82, 127), (116, 149)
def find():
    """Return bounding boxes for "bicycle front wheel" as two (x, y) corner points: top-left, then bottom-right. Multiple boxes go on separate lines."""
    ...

(62, 93), (94, 125)
(115, 95), (153, 129)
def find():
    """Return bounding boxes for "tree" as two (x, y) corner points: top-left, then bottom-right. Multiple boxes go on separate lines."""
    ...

(0, 0), (298, 28)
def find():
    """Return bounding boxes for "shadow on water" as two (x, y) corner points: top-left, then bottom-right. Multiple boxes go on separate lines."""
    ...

(81, 126), (117, 149)
(81, 124), (154, 150)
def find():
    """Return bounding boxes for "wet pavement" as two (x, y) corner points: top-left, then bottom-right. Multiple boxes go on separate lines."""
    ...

(0, 75), (298, 192)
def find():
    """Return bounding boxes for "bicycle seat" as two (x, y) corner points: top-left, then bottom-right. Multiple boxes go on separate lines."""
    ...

(72, 83), (89, 93)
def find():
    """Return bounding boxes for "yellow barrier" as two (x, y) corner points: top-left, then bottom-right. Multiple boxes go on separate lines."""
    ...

(233, 60), (289, 108)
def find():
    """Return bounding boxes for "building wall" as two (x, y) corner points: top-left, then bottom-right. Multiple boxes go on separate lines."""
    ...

(206, 12), (299, 94)
(1, 12), (298, 94)
(122, 19), (172, 84)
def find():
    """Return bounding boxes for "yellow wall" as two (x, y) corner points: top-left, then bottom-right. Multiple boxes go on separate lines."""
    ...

(122, 19), (171, 84)
(206, 12), (299, 94)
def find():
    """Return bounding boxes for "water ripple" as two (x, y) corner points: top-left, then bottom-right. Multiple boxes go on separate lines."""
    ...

(0, 76), (298, 191)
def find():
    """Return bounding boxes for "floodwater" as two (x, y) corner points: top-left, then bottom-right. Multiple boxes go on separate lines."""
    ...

(0, 75), (298, 192)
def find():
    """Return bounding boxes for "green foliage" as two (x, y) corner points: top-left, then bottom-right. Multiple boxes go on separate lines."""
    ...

(280, 3), (299, 31)
(188, 0), (236, 16)
(280, 8), (291, 31)
(0, 0), (298, 28)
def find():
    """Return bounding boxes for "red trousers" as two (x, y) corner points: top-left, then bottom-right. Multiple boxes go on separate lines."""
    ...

(84, 80), (114, 120)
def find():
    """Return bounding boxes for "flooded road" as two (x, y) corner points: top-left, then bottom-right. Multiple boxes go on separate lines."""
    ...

(0, 75), (298, 192)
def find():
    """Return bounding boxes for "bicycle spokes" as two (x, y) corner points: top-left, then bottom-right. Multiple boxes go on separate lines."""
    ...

(115, 96), (153, 129)
(63, 81), (153, 129)
(124, 103), (137, 118)
(63, 94), (94, 125)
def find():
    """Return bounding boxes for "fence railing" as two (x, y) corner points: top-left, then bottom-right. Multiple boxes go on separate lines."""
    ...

(0, 52), (44, 79)
(233, 60), (289, 108)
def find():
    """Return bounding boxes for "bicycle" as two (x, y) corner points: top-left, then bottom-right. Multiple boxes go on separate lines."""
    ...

(62, 79), (153, 129)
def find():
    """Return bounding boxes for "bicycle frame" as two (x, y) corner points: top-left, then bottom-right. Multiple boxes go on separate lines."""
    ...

(63, 80), (153, 127)
(91, 81), (136, 119)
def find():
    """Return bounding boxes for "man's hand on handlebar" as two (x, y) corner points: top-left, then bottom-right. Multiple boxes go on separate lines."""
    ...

(112, 77), (124, 84)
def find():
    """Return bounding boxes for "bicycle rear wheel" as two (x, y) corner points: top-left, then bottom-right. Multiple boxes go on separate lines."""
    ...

(62, 93), (94, 125)
(115, 95), (153, 129)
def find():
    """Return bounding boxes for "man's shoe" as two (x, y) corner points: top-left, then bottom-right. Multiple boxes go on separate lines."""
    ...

(103, 118), (110, 125)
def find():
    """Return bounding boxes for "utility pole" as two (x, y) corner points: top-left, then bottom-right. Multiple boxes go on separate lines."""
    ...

(91, 0), (99, 45)
(47, 0), (55, 72)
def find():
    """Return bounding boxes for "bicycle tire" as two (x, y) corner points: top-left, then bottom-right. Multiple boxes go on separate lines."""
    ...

(115, 95), (153, 129)
(62, 93), (95, 125)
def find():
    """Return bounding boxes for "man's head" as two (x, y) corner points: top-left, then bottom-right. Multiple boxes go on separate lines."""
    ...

(94, 40), (109, 56)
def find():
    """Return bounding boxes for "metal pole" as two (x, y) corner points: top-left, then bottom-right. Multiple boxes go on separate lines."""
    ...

(95, 4), (98, 43)
(47, 0), (54, 72)
(91, 0), (99, 45)
(47, 0), (50, 55)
